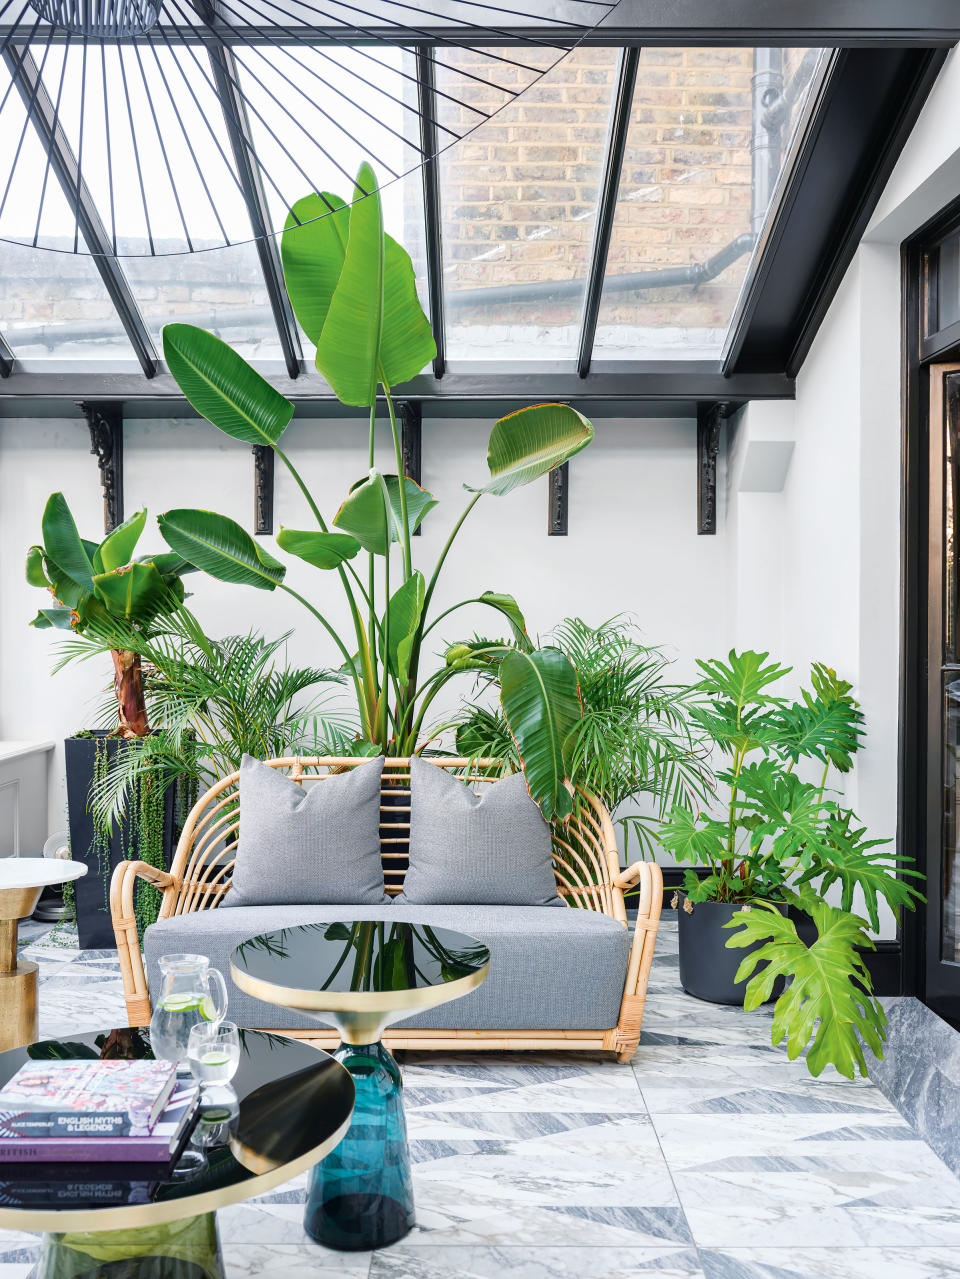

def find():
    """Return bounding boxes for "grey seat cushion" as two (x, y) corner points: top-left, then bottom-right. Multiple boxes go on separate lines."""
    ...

(399, 757), (561, 906)
(143, 903), (629, 1032)
(225, 754), (386, 907)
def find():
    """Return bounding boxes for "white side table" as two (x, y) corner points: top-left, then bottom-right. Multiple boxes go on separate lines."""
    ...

(0, 858), (87, 1050)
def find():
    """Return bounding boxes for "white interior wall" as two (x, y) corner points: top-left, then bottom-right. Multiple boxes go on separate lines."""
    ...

(0, 412), (730, 848)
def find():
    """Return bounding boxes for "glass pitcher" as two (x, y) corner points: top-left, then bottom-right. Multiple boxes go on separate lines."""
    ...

(150, 954), (228, 1068)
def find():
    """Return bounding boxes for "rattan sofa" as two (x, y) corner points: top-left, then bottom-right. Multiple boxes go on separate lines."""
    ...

(110, 757), (663, 1062)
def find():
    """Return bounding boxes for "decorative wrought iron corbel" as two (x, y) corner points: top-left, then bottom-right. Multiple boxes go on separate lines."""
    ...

(548, 462), (569, 536)
(253, 444), (275, 535)
(400, 401), (422, 535)
(79, 401), (124, 533)
(697, 402), (727, 535)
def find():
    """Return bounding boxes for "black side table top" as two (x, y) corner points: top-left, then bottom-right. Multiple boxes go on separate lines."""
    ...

(0, 1027), (354, 1233)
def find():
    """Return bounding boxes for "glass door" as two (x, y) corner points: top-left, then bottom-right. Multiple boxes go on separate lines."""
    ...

(926, 363), (960, 1020)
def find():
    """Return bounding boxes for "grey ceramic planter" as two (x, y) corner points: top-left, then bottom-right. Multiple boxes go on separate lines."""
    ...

(677, 899), (785, 1005)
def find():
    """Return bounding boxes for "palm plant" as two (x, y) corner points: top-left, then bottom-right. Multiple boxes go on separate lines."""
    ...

(449, 616), (712, 858)
(82, 628), (355, 830)
(156, 160), (593, 820)
(27, 496), (197, 738)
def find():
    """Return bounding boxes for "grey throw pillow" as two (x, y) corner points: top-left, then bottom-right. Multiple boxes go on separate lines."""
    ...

(399, 757), (562, 906)
(225, 755), (386, 907)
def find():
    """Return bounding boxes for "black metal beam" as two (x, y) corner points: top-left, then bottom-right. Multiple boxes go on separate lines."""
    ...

(80, 401), (124, 533)
(548, 462), (569, 536)
(193, 0), (302, 380)
(0, 332), (13, 379)
(3, 4), (960, 45)
(2, 47), (158, 380)
(416, 48), (445, 380)
(0, 365), (794, 407)
(252, 444), (274, 535)
(697, 402), (725, 535)
(577, 48), (638, 380)
(724, 46), (948, 378)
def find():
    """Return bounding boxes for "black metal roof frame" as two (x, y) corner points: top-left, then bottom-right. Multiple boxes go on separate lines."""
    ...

(0, 4), (954, 411)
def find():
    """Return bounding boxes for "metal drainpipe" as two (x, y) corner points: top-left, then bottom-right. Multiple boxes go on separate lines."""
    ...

(751, 48), (784, 236)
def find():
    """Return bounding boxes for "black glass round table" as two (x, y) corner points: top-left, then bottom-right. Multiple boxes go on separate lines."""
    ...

(230, 921), (490, 1251)
(0, 1026), (354, 1279)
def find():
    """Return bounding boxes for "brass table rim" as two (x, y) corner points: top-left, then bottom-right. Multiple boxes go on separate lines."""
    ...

(230, 953), (490, 1017)
(0, 1042), (353, 1234)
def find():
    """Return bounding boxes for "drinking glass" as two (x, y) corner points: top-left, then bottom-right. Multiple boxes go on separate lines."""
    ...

(187, 1020), (240, 1096)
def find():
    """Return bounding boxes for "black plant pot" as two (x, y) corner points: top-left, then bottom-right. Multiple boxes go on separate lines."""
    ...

(64, 732), (179, 950)
(678, 900), (786, 1006)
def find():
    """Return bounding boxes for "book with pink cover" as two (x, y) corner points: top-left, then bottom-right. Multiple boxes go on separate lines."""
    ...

(0, 1084), (199, 1163)
(0, 1059), (178, 1138)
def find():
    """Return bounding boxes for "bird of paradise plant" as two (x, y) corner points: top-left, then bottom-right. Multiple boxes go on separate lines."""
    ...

(156, 161), (592, 818)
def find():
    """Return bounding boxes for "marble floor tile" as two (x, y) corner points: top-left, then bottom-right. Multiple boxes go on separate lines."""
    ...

(221, 1242), (372, 1275)
(699, 1247), (960, 1278)
(370, 1244), (704, 1278)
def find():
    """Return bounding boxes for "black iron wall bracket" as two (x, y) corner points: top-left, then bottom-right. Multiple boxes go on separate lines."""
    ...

(79, 401), (124, 534)
(400, 401), (423, 536)
(549, 462), (569, 536)
(697, 402), (728, 535)
(253, 444), (275, 536)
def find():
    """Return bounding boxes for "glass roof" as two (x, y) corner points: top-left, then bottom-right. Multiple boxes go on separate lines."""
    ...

(0, 40), (827, 379)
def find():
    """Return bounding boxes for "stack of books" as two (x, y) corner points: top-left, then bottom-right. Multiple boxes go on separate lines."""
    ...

(0, 1059), (198, 1164)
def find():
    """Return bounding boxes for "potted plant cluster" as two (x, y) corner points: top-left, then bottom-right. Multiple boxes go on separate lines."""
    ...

(155, 160), (594, 819)
(660, 649), (923, 1078)
(449, 615), (712, 856)
(26, 498), (197, 945)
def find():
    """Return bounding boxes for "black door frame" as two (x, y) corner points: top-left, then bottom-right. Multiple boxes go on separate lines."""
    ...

(901, 196), (960, 1014)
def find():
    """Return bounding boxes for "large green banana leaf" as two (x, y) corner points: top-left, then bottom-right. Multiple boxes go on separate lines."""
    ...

(41, 492), (94, 592)
(282, 189), (435, 389)
(92, 562), (179, 621)
(276, 528), (362, 569)
(94, 509), (146, 573)
(499, 647), (582, 821)
(163, 324), (294, 447)
(157, 510), (286, 590)
(25, 546), (50, 589)
(314, 163), (383, 407)
(281, 192), (349, 343)
(380, 572), (425, 682)
(333, 472), (436, 554)
(468, 404), (594, 497)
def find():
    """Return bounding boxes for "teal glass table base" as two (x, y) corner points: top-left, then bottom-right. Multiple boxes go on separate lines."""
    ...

(305, 1041), (415, 1251)
(32, 1211), (223, 1279)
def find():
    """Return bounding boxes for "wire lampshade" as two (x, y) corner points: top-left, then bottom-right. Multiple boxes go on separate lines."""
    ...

(0, 0), (617, 256)
(26, 0), (162, 37)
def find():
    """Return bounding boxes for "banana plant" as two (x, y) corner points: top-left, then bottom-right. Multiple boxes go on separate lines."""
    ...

(157, 161), (592, 819)
(26, 495), (197, 737)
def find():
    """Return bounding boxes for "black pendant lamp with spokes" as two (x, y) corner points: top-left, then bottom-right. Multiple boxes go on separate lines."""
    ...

(0, 0), (618, 258)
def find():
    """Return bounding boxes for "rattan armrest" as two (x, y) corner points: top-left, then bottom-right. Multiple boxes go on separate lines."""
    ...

(124, 861), (177, 890)
(612, 861), (646, 890)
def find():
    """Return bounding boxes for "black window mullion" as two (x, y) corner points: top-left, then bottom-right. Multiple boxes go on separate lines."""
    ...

(416, 44), (445, 379)
(576, 46), (638, 380)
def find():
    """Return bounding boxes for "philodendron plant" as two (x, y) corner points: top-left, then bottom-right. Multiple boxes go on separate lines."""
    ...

(156, 161), (592, 819)
(659, 650), (923, 1078)
(27, 496), (197, 738)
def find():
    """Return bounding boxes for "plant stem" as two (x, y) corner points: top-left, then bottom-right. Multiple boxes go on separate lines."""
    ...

(274, 441), (375, 735)
(278, 584), (371, 737)
(381, 380), (412, 582)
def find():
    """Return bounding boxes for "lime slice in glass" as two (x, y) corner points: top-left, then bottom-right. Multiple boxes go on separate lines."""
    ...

(160, 994), (199, 1013)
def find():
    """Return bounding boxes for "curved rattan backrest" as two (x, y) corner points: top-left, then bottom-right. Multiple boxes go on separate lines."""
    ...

(165, 757), (621, 919)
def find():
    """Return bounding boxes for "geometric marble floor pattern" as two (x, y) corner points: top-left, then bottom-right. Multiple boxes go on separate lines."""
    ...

(2, 915), (959, 1278)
